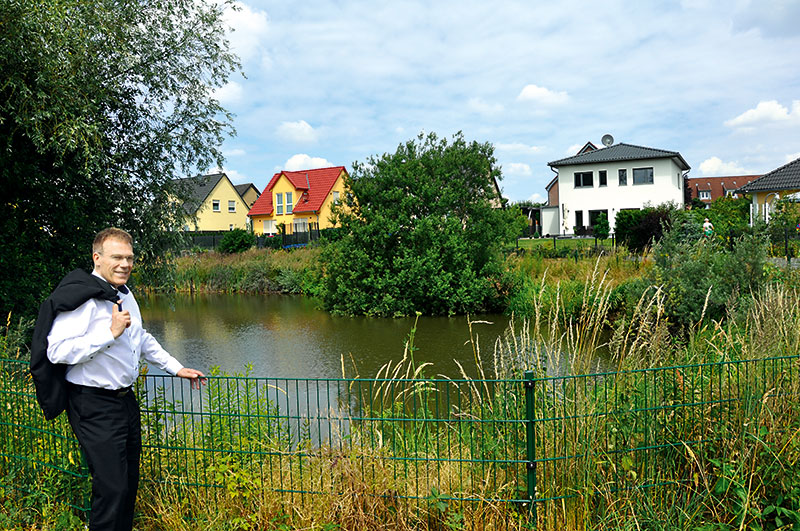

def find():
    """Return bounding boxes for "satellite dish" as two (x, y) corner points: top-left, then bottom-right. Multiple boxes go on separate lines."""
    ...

(601, 134), (614, 147)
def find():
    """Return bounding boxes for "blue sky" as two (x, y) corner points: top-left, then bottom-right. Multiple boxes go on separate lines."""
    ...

(212, 0), (800, 203)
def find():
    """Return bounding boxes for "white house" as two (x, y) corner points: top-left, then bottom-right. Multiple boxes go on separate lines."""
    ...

(547, 142), (690, 235)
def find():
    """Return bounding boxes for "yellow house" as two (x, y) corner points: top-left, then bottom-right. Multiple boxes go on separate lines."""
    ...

(248, 166), (348, 235)
(174, 172), (260, 231)
(737, 156), (800, 225)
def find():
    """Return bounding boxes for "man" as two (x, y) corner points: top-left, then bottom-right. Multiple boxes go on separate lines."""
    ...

(703, 218), (714, 238)
(44, 228), (205, 531)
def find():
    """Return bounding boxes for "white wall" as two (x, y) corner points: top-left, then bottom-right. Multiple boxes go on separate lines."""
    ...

(540, 206), (560, 236)
(556, 158), (684, 234)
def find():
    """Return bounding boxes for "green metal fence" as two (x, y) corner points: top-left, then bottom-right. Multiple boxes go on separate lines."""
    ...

(2, 354), (799, 524)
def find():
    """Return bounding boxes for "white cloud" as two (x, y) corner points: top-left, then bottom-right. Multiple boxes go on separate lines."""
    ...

(223, 2), (270, 65)
(517, 84), (568, 105)
(527, 193), (544, 203)
(467, 97), (503, 115)
(284, 154), (333, 171)
(505, 163), (532, 177)
(495, 143), (542, 154)
(276, 120), (320, 143)
(213, 82), (244, 104)
(223, 148), (246, 157)
(699, 156), (747, 176)
(566, 144), (583, 155)
(724, 100), (800, 128)
(785, 152), (800, 164)
(209, 167), (250, 184)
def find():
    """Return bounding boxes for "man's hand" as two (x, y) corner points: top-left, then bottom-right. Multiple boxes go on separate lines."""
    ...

(176, 367), (207, 390)
(111, 301), (131, 338)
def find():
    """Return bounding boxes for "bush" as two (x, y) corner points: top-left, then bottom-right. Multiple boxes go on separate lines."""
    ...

(593, 212), (610, 240)
(217, 229), (255, 254)
(649, 209), (768, 330)
(615, 203), (676, 252)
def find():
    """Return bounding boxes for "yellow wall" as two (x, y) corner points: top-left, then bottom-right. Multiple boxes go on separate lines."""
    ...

(189, 177), (251, 231)
(240, 187), (260, 208)
(250, 169), (348, 235)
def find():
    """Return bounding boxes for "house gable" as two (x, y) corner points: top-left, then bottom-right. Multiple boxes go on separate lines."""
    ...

(175, 173), (251, 231)
(248, 166), (348, 234)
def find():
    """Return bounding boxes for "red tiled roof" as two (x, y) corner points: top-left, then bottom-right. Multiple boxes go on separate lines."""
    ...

(247, 166), (347, 217)
(687, 175), (761, 202)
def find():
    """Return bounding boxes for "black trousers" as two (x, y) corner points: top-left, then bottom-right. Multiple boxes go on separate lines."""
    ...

(67, 385), (141, 531)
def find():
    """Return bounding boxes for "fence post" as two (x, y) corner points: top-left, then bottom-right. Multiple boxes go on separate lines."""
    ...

(786, 228), (791, 264)
(524, 370), (537, 524)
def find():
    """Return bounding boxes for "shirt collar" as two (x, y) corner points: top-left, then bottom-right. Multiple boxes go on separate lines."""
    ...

(91, 270), (129, 295)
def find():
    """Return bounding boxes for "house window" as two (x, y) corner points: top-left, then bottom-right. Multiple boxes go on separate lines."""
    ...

(633, 167), (654, 185)
(699, 190), (711, 200)
(589, 209), (608, 228)
(599, 171), (607, 187)
(333, 191), (340, 204)
(229, 224), (233, 231)
(286, 192), (293, 214)
(264, 220), (276, 234)
(276, 193), (283, 215)
(228, 200), (236, 213)
(618, 169), (627, 186)
(574, 172), (593, 188)
(293, 218), (308, 233)
(212, 200), (220, 212)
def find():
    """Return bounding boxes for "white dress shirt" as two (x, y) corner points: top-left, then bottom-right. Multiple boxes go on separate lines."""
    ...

(47, 272), (183, 390)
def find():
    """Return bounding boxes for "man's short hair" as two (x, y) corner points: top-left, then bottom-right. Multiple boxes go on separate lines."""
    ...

(93, 228), (133, 254)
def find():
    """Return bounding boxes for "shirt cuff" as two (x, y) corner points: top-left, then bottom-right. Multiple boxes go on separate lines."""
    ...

(164, 358), (184, 376)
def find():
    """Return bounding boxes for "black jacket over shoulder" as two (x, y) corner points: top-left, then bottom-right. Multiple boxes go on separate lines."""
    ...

(30, 269), (120, 420)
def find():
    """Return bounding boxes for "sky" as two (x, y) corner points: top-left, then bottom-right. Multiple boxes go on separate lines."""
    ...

(210, 0), (800, 203)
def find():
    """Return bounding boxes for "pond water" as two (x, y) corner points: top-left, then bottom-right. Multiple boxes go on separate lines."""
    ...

(139, 293), (516, 380)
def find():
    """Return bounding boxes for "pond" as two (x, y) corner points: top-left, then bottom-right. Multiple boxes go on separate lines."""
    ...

(139, 293), (516, 380)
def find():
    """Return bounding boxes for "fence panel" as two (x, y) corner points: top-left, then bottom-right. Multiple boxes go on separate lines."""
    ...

(135, 374), (528, 511)
(530, 356), (799, 514)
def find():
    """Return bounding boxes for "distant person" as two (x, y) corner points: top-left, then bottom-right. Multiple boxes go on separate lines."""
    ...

(32, 227), (206, 531)
(703, 218), (714, 238)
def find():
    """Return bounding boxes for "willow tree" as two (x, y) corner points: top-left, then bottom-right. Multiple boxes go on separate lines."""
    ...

(321, 132), (525, 316)
(0, 0), (240, 319)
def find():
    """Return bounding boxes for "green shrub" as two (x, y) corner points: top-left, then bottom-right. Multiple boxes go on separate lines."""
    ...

(217, 229), (255, 254)
(615, 202), (677, 252)
(649, 210), (768, 330)
(593, 212), (610, 240)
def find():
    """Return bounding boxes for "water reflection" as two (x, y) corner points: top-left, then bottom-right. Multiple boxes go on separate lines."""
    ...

(139, 293), (513, 380)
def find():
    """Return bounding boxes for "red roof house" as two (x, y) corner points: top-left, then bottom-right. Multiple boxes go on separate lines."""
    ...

(248, 166), (348, 235)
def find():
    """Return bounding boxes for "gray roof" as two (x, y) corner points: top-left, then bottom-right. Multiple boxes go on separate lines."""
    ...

(234, 183), (259, 197)
(173, 173), (226, 215)
(548, 142), (690, 170)
(737, 157), (800, 193)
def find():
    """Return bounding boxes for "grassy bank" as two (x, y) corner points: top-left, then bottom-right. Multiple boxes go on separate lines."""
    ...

(160, 247), (324, 296)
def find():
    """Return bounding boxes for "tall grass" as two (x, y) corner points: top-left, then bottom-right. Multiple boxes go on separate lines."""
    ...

(4, 265), (800, 529)
(158, 247), (323, 295)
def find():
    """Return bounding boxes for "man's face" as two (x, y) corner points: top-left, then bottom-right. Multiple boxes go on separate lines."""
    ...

(93, 238), (134, 287)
